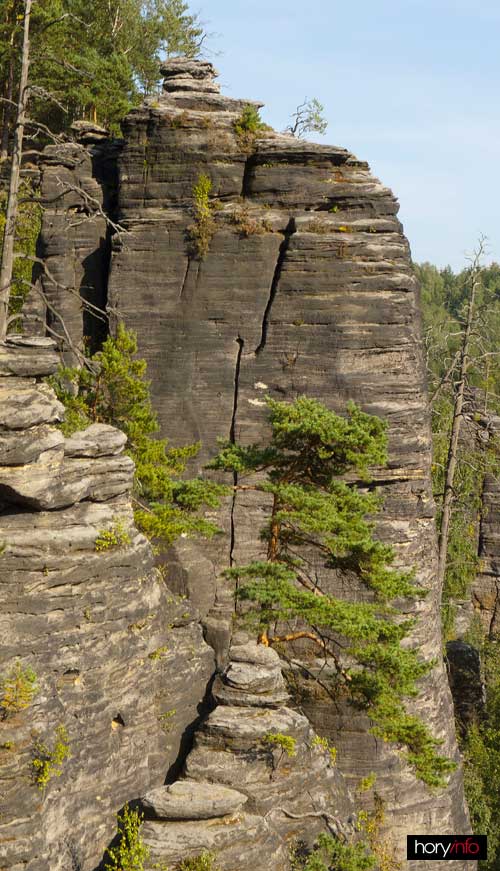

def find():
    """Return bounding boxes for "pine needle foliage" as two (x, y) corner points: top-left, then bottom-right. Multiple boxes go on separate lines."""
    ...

(208, 396), (455, 787)
(50, 323), (226, 546)
(233, 104), (270, 150)
(0, 660), (38, 716)
(31, 725), (71, 790)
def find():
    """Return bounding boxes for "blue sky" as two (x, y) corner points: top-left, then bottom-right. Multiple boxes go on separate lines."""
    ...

(198, 0), (499, 269)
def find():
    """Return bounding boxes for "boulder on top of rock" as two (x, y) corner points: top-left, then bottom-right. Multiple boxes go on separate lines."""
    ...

(229, 642), (281, 667)
(141, 781), (248, 820)
(71, 120), (110, 143)
(160, 58), (219, 81)
(64, 423), (127, 458)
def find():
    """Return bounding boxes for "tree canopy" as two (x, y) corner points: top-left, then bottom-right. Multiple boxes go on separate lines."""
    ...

(209, 395), (455, 788)
(0, 0), (205, 138)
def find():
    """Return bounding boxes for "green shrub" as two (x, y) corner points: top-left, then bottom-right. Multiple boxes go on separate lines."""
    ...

(358, 772), (377, 793)
(356, 794), (401, 871)
(105, 803), (150, 871)
(263, 732), (297, 758)
(234, 104), (266, 136)
(148, 646), (168, 661)
(0, 661), (38, 716)
(49, 324), (227, 549)
(233, 104), (269, 150)
(95, 519), (132, 552)
(311, 734), (337, 764)
(32, 725), (71, 790)
(292, 834), (376, 871)
(179, 852), (219, 871)
(209, 395), (455, 788)
(186, 173), (216, 258)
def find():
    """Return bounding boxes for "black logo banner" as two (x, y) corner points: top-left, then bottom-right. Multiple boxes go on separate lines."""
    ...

(407, 836), (487, 860)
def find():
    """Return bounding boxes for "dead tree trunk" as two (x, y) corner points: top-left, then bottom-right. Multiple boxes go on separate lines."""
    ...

(437, 240), (485, 589)
(0, 0), (32, 342)
(0, 0), (19, 162)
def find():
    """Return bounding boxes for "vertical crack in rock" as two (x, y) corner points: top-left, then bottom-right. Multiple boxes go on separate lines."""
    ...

(164, 673), (217, 784)
(229, 336), (244, 571)
(255, 218), (296, 355)
(241, 155), (256, 198)
(178, 258), (191, 300)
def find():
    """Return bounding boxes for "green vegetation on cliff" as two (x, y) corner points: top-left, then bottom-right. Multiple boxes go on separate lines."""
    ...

(418, 259), (500, 638)
(209, 395), (454, 787)
(419, 258), (500, 867)
(50, 323), (226, 546)
(0, 0), (205, 138)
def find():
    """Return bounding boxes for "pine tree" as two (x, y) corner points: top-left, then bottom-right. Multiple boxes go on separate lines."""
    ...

(27, 0), (205, 136)
(209, 395), (455, 787)
(51, 323), (226, 545)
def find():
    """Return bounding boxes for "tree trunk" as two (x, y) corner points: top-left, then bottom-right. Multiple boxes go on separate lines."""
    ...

(0, 52), (15, 162)
(437, 251), (482, 589)
(0, 0), (32, 342)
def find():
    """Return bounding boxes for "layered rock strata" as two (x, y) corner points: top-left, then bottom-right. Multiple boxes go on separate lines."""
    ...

(104, 59), (470, 855)
(29, 57), (474, 864)
(0, 336), (215, 871)
(139, 641), (356, 871)
(23, 126), (122, 357)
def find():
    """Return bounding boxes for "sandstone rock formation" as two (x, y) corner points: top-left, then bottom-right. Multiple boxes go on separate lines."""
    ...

(18, 57), (475, 868)
(23, 128), (122, 356)
(107, 58), (470, 852)
(139, 640), (355, 871)
(0, 336), (215, 871)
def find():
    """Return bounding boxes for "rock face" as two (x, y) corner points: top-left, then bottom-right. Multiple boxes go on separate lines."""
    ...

(446, 641), (486, 736)
(0, 337), (215, 871)
(473, 446), (500, 634)
(106, 58), (470, 854)
(25, 57), (474, 867)
(139, 640), (356, 871)
(23, 129), (122, 357)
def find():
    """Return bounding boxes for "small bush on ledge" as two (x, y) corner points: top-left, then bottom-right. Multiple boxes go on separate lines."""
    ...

(105, 803), (150, 871)
(311, 734), (337, 765)
(95, 519), (132, 552)
(0, 661), (38, 717)
(291, 833), (376, 871)
(179, 852), (220, 871)
(31, 725), (71, 790)
(234, 104), (270, 150)
(50, 324), (226, 552)
(263, 732), (297, 758)
(186, 173), (216, 258)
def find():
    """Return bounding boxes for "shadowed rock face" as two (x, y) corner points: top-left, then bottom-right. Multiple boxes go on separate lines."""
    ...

(23, 133), (122, 358)
(473, 428), (500, 634)
(0, 337), (215, 871)
(105, 59), (471, 858)
(446, 641), (486, 737)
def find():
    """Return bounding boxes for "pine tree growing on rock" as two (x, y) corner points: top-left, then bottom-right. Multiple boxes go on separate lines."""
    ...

(51, 322), (226, 546)
(209, 395), (456, 787)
